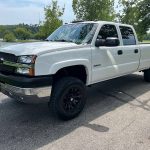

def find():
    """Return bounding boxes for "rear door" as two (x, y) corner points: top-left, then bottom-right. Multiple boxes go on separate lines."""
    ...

(117, 26), (140, 75)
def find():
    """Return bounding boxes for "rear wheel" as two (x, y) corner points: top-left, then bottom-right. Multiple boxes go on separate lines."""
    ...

(144, 69), (150, 82)
(49, 77), (86, 120)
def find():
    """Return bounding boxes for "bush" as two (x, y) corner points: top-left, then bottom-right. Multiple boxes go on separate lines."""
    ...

(4, 32), (16, 42)
(14, 28), (31, 40)
(34, 32), (46, 40)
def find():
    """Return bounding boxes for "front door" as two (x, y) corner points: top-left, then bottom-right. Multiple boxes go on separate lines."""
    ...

(91, 24), (122, 83)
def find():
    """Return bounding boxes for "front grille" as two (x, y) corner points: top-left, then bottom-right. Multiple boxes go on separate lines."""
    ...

(0, 52), (17, 73)
(0, 52), (17, 62)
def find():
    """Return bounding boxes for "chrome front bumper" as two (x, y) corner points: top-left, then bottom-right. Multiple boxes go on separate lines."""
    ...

(0, 83), (52, 103)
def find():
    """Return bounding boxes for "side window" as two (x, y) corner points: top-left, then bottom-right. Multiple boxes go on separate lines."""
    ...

(119, 26), (136, 45)
(98, 24), (118, 40)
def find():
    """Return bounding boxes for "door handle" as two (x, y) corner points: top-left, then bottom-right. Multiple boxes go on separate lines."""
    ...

(134, 49), (138, 53)
(118, 50), (123, 55)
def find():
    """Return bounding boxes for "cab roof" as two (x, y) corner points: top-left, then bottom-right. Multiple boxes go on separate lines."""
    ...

(68, 20), (133, 28)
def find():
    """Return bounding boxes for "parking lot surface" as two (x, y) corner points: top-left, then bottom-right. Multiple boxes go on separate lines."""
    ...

(0, 72), (150, 150)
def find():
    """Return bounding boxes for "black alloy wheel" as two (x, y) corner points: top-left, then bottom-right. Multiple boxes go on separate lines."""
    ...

(49, 77), (86, 120)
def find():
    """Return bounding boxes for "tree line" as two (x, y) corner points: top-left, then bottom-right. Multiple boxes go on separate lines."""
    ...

(0, 0), (149, 42)
(0, 24), (40, 42)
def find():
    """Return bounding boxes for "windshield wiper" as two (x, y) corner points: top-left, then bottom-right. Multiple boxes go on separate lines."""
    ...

(47, 39), (79, 44)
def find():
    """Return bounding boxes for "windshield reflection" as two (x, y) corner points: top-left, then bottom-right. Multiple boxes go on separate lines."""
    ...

(47, 23), (98, 44)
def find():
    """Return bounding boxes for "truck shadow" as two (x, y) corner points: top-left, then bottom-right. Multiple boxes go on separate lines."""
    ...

(0, 73), (150, 150)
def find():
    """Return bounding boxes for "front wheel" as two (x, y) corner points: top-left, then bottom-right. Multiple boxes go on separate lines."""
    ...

(49, 77), (86, 120)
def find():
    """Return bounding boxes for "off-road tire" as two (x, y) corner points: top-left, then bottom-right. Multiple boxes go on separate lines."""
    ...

(49, 77), (86, 120)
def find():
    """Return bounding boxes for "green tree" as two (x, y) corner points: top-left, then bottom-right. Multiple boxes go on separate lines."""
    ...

(72, 0), (115, 21)
(137, 0), (150, 41)
(118, 0), (150, 41)
(0, 26), (6, 38)
(118, 0), (139, 24)
(40, 0), (65, 39)
(34, 32), (46, 40)
(0, 24), (39, 39)
(143, 33), (150, 40)
(14, 27), (31, 40)
(4, 32), (16, 42)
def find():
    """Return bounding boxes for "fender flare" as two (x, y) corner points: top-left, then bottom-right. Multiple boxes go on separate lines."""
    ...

(49, 59), (91, 84)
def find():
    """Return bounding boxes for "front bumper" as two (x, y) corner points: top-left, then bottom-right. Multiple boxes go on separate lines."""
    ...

(0, 83), (52, 103)
(0, 72), (53, 103)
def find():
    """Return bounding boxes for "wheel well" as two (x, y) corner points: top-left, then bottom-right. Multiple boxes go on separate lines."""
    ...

(53, 65), (87, 84)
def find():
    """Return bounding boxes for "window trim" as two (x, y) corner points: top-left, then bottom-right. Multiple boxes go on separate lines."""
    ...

(95, 24), (120, 47)
(119, 26), (137, 46)
(98, 24), (119, 39)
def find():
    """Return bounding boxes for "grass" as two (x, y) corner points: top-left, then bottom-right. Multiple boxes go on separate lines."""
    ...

(142, 40), (150, 43)
(16, 39), (40, 43)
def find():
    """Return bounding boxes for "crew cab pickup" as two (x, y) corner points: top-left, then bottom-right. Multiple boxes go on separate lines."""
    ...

(0, 21), (150, 120)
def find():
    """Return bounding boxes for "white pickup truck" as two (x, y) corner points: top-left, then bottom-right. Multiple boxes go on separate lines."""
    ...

(0, 21), (150, 120)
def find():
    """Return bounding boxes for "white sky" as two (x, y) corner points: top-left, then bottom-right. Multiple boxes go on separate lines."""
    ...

(0, 0), (75, 25)
(0, 0), (120, 25)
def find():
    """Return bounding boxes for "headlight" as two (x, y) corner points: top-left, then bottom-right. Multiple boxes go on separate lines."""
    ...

(17, 55), (36, 64)
(16, 55), (36, 76)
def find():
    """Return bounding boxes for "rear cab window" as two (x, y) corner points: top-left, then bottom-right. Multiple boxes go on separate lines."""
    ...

(119, 26), (136, 45)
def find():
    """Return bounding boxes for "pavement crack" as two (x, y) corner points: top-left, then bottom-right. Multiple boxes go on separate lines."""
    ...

(99, 89), (150, 112)
(121, 119), (135, 131)
(98, 90), (128, 104)
(120, 91), (136, 99)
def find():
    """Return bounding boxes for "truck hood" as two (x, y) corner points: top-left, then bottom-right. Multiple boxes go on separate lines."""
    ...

(0, 41), (79, 56)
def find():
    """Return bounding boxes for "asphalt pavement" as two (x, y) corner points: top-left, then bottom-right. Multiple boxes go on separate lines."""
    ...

(0, 72), (150, 150)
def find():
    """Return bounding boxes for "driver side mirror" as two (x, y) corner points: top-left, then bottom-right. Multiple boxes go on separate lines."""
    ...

(105, 37), (120, 47)
(95, 37), (120, 47)
(95, 39), (105, 47)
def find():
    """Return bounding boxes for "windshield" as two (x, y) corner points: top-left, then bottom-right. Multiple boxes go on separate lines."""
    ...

(47, 23), (98, 44)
